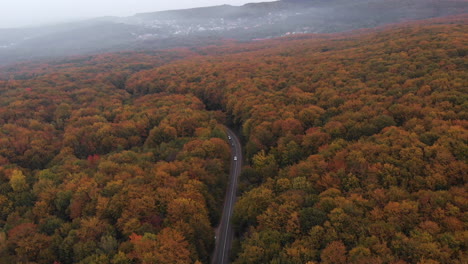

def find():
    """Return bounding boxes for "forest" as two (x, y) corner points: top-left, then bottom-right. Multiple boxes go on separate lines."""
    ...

(0, 15), (467, 263)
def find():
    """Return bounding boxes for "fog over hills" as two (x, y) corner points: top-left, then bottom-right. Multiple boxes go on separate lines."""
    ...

(0, 0), (467, 65)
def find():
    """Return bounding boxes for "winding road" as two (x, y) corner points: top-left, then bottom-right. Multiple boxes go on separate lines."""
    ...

(211, 128), (242, 264)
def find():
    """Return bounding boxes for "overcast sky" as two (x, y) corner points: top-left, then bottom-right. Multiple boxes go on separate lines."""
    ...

(0, 0), (275, 28)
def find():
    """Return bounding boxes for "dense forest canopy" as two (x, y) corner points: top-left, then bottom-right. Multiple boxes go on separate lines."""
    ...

(0, 15), (467, 263)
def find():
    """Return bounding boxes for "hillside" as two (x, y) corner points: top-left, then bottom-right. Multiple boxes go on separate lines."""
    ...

(0, 0), (467, 64)
(0, 15), (467, 263)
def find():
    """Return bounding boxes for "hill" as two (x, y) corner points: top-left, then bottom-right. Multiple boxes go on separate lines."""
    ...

(0, 15), (467, 263)
(0, 0), (467, 64)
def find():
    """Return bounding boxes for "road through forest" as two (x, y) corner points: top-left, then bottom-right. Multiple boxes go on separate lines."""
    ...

(211, 128), (242, 264)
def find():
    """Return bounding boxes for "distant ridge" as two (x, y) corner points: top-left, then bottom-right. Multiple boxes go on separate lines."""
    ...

(0, 0), (466, 65)
(135, 5), (239, 20)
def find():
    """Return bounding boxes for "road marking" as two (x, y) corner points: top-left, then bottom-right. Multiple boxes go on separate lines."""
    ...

(221, 133), (235, 263)
(214, 130), (241, 264)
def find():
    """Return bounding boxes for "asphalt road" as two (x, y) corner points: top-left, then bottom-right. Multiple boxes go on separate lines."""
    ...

(211, 128), (242, 264)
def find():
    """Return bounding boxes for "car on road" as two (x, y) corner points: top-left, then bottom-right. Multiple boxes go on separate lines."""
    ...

(228, 136), (232, 140)
(234, 156), (237, 161)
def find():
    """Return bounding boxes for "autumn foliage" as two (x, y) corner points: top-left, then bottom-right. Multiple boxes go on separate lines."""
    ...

(0, 15), (467, 263)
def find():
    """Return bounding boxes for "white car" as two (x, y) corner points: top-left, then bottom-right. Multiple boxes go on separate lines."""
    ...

(228, 136), (232, 140)
(234, 156), (238, 161)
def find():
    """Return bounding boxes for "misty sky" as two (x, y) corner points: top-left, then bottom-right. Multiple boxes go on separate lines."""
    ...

(0, 0), (275, 28)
